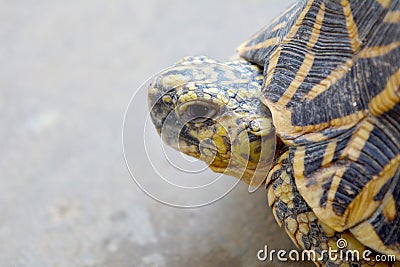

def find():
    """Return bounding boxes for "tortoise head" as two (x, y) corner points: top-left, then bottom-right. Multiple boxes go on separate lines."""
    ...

(148, 56), (276, 189)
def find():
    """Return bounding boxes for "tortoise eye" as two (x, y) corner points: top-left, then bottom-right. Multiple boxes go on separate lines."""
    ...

(180, 102), (218, 123)
(189, 105), (209, 117)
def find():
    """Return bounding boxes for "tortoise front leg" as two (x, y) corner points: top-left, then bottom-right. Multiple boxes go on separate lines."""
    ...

(266, 151), (396, 267)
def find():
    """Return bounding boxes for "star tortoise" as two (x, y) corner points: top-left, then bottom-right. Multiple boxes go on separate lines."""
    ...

(148, 0), (400, 266)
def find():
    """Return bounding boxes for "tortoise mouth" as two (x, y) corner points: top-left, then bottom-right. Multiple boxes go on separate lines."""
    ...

(185, 125), (277, 189)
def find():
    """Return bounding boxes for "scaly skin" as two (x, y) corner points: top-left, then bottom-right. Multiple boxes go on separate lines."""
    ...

(267, 151), (396, 266)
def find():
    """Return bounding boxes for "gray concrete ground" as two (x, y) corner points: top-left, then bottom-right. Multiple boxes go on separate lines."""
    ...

(1, 1), (313, 266)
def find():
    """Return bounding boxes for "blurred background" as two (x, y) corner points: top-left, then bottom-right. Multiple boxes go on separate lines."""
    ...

(0, 0), (315, 266)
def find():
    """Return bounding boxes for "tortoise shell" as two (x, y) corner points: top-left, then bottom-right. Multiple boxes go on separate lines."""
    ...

(238, 0), (400, 258)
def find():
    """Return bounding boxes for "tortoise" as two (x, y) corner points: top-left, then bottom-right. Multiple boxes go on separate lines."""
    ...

(147, 0), (400, 266)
